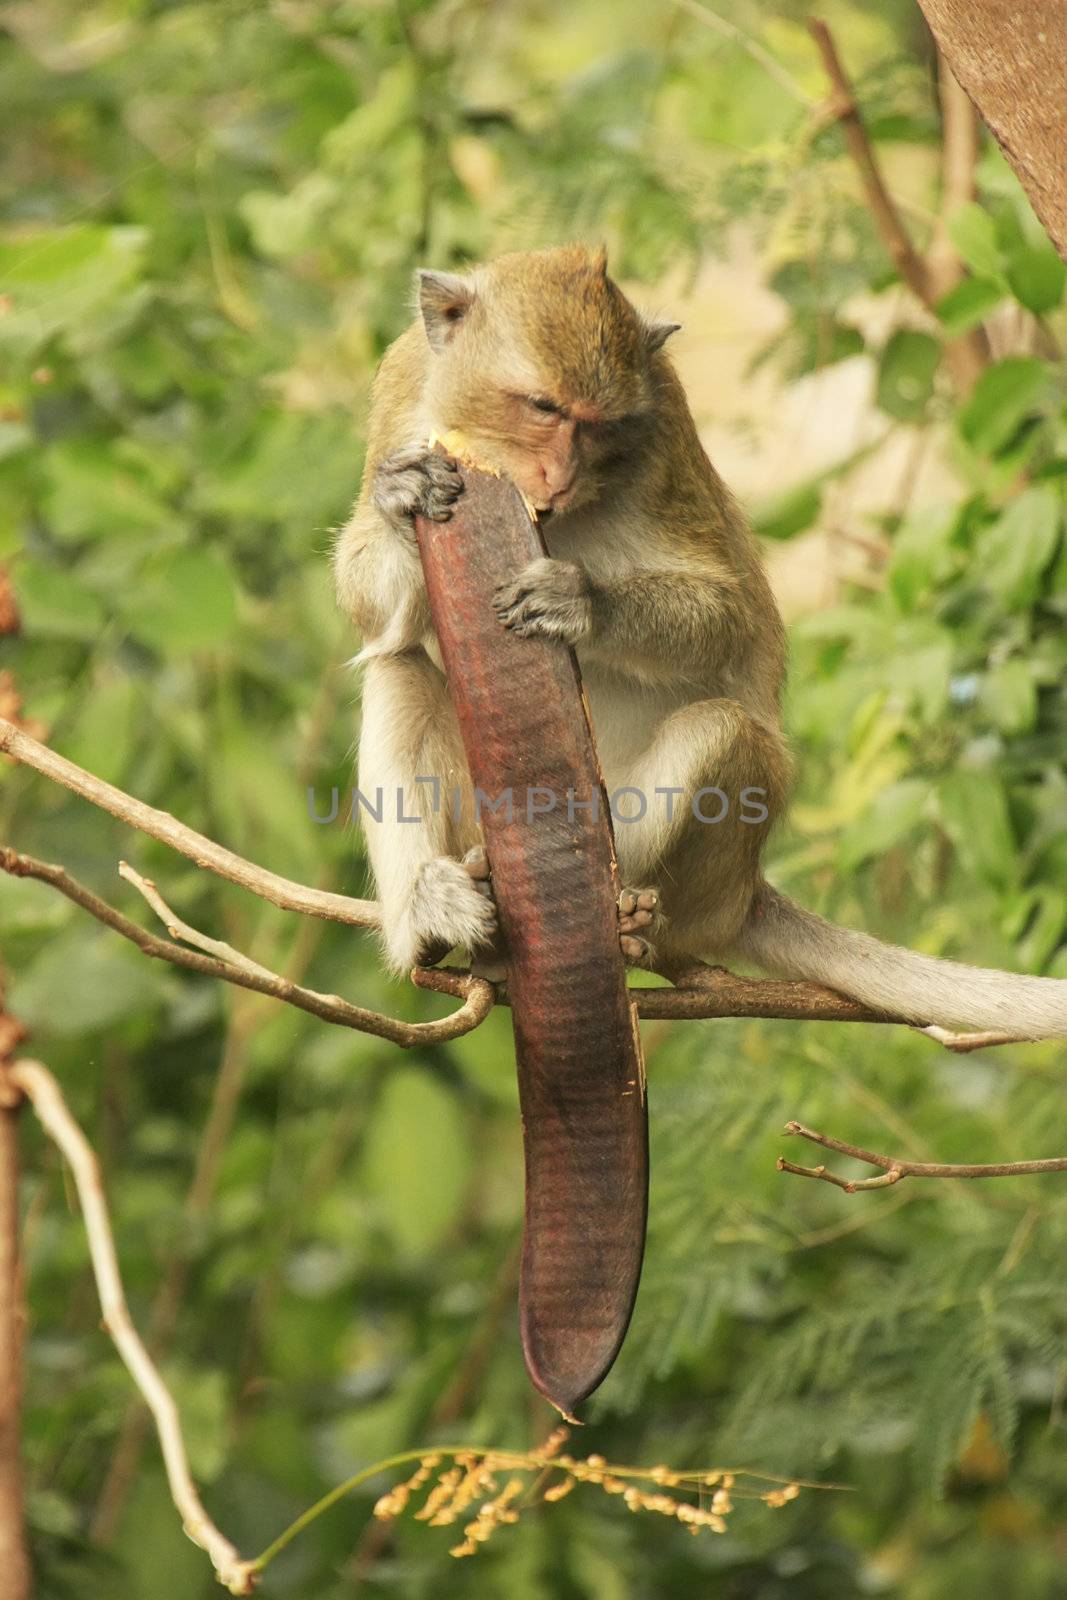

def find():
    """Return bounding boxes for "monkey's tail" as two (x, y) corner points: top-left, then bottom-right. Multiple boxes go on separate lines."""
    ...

(739, 881), (1067, 1040)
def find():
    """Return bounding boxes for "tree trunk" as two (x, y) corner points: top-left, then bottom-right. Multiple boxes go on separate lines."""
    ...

(915, 0), (1067, 259)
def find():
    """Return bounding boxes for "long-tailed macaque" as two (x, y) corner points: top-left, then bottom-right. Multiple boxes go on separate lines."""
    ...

(335, 244), (1067, 1039)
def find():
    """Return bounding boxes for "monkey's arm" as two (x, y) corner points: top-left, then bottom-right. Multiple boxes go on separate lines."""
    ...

(494, 559), (754, 682)
(334, 324), (459, 651)
(333, 505), (430, 652)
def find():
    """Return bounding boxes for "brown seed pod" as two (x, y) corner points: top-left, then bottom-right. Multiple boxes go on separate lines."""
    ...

(415, 459), (648, 1416)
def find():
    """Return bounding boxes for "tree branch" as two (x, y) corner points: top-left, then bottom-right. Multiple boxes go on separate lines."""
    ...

(9, 1059), (258, 1593)
(413, 962), (1028, 1050)
(2, 719), (1049, 1050)
(0, 717), (378, 929)
(0, 992), (30, 1600)
(777, 1120), (1067, 1192)
(807, 17), (988, 390)
(807, 17), (933, 306)
(0, 850), (493, 1048)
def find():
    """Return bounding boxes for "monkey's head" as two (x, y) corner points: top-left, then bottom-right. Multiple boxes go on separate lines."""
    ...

(417, 245), (679, 517)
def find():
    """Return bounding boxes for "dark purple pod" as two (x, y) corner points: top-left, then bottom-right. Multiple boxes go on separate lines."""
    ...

(415, 463), (648, 1416)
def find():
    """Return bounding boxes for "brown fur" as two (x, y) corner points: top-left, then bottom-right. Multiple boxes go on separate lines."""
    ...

(334, 246), (1067, 1038)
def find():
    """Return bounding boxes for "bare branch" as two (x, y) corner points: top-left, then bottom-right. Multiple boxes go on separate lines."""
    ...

(1, 722), (1051, 1050)
(414, 962), (1034, 1049)
(806, 18), (988, 392)
(925, 50), (981, 302)
(0, 717), (378, 929)
(778, 1120), (1067, 1192)
(118, 861), (280, 983)
(1, 850), (493, 1048)
(807, 18), (933, 306)
(10, 1059), (258, 1594)
(0, 995), (30, 1600)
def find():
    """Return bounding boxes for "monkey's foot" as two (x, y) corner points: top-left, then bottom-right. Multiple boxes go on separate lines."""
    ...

(617, 888), (661, 965)
(373, 447), (464, 530)
(493, 558), (594, 645)
(411, 850), (496, 966)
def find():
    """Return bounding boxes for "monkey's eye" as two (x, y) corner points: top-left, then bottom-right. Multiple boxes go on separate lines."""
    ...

(526, 395), (563, 416)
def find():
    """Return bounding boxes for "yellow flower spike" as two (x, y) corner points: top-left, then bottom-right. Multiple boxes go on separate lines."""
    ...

(534, 1426), (570, 1460)
(245, 1444), (832, 1582)
(414, 1466), (462, 1522)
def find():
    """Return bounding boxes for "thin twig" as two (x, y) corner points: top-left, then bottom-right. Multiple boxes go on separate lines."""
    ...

(10, 1059), (258, 1594)
(777, 1120), (1067, 1193)
(0, 717), (378, 928)
(118, 861), (280, 982)
(0, 850), (493, 1048)
(673, 0), (814, 105)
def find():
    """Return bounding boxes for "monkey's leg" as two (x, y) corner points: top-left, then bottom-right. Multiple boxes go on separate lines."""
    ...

(358, 652), (495, 973)
(608, 697), (787, 962)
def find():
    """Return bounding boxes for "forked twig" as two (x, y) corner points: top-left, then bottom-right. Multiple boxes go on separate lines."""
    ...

(777, 1120), (1067, 1193)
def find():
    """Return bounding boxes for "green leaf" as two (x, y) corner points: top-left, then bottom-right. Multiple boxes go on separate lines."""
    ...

(937, 769), (1018, 890)
(888, 504), (962, 608)
(979, 659), (1037, 735)
(0, 225), (147, 356)
(11, 931), (166, 1033)
(240, 173), (340, 261)
(876, 329), (940, 422)
(947, 203), (1004, 279)
(752, 481), (821, 540)
(976, 485), (1062, 606)
(936, 276), (1004, 334)
(1006, 243), (1066, 314)
(124, 547), (239, 653)
(838, 778), (930, 870)
(42, 442), (175, 544)
(13, 559), (105, 639)
(957, 357), (1047, 455)
(361, 1067), (470, 1258)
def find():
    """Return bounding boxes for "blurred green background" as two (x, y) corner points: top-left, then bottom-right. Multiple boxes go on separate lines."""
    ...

(3, 0), (1067, 1594)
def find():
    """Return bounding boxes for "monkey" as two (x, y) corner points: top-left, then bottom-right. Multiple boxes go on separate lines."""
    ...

(334, 243), (1067, 1041)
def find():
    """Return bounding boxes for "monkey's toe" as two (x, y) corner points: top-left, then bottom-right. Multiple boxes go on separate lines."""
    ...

(617, 888), (661, 965)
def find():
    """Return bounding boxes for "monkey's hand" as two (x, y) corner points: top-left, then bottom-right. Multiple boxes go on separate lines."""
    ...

(373, 447), (464, 536)
(493, 558), (594, 645)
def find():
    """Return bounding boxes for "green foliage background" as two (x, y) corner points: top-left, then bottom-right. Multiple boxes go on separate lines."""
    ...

(3, 1), (1067, 1594)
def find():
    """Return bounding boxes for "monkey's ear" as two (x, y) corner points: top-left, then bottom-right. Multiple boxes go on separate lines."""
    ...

(418, 269), (474, 351)
(644, 319), (681, 353)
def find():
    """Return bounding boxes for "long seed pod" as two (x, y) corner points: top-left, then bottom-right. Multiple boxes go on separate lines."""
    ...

(415, 462), (648, 1417)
